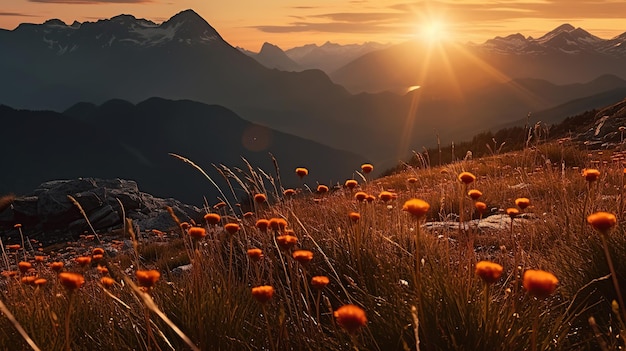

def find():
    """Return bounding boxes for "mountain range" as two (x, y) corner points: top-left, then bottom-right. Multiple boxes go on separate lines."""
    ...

(2, 9), (626, 174)
(0, 98), (366, 204)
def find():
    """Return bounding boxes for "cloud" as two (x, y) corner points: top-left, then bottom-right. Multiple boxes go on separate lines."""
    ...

(0, 12), (36, 17)
(254, 22), (407, 34)
(28, 0), (151, 3)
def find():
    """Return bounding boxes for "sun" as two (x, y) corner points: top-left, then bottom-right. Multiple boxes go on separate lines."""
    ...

(418, 19), (450, 43)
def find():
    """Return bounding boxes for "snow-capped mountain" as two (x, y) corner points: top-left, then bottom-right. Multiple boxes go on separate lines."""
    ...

(477, 23), (626, 56)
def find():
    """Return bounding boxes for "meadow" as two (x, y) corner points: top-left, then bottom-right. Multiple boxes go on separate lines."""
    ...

(1, 141), (626, 350)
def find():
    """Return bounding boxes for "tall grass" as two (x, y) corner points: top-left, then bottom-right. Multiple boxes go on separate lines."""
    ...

(1, 145), (625, 350)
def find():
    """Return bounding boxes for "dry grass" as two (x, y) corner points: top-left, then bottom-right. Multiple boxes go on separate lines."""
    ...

(1, 144), (626, 350)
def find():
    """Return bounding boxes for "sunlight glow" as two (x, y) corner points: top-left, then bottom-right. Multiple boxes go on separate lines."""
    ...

(418, 19), (450, 43)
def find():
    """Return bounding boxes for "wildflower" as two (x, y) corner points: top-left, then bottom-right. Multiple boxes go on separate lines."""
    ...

(188, 227), (207, 239)
(75, 256), (92, 267)
(292, 250), (314, 264)
(317, 185), (329, 194)
(587, 212), (617, 235)
(18, 261), (32, 274)
(243, 212), (254, 219)
(366, 195), (376, 203)
(468, 189), (482, 200)
(276, 235), (298, 250)
(475, 261), (503, 284)
(92, 248), (105, 256)
(269, 218), (288, 231)
(475, 202), (488, 214)
(255, 219), (270, 232)
(515, 198), (531, 210)
(583, 169), (601, 182)
(523, 269), (558, 298)
(14, 223), (22, 229)
(58, 272), (85, 291)
(334, 304), (367, 334)
(224, 223), (240, 234)
(1, 271), (18, 278)
(204, 213), (221, 225)
(101, 277), (115, 289)
(345, 179), (358, 189)
(506, 208), (520, 218)
(295, 167), (308, 178)
(96, 265), (109, 275)
(213, 202), (226, 210)
(247, 248), (263, 261)
(283, 188), (296, 197)
(251, 285), (274, 303)
(354, 191), (367, 202)
(180, 222), (191, 230)
(50, 262), (64, 272)
(402, 199), (430, 218)
(310, 276), (330, 290)
(407, 177), (418, 184)
(361, 164), (374, 174)
(458, 172), (477, 184)
(254, 193), (267, 203)
(349, 212), (361, 222)
(34, 278), (47, 287)
(21, 276), (37, 285)
(6, 244), (20, 250)
(379, 191), (394, 202)
(92, 254), (104, 262)
(136, 270), (160, 289)
(35, 255), (46, 263)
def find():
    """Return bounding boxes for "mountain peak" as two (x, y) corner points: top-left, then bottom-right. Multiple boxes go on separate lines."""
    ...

(161, 9), (222, 42)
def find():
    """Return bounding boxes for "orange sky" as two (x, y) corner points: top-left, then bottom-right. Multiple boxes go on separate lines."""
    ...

(2, 0), (626, 51)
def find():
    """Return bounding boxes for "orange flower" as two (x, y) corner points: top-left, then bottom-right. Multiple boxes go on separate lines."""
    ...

(18, 261), (32, 274)
(247, 248), (264, 261)
(334, 304), (367, 334)
(468, 189), (482, 200)
(407, 177), (418, 184)
(13, 223), (22, 229)
(354, 191), (367, 202)
(361, 163), (374, 174)
(378, 191), (394, 202)
(58, 272), (85, 290)
(21, 276), (37, 285)
(204, 213), (221, 225)
(295, 167), (308, 178)
(92, 248), (105, 256)
(243, 212), (254, 219)
(276, 235), (298, 250)
(366, 195), (376, 203)
(101, 277), (116, 289)
(136, 270), (160, 289)
(349, 212), (361, 222)
(475, 261), (503, 284)
(213, 202), (226, 210)
(180, 222), (191, 230)
(251, 285), (274, 303)
(310, 276), (330, 290)
(6, 244), (20, 250)
(317, 185), (329, 193)
(92, 254), (104, 262)
(188, 227), (207, 239)
(345, 179), (358, 189)
(34, 278), (47, 287)
(515, 198), (531, 210)
(583, 168), (601, 182)
(475, 202), (488, 214)
(523, 269), (558, 298)
(35, 255), (46, 263)
(292, 250), (314, 264)
(96, 265), (109, 275)
(254, 193), (267, 203)
(224, 223), (240, 234)
(587, 212), (617, 234)
(49, 261), (64, 272)
(402, 199), (430, 218)
(283, 188), (296, 197)
(269, 218), (288, 231)
(255, 219), (270, 232)
(506, 208), (520, 218)
(458, 172), (476, 184)
(75, 256), (92, 267)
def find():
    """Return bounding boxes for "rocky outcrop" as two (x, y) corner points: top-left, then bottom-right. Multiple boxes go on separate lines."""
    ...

(0, 178), (203, 237)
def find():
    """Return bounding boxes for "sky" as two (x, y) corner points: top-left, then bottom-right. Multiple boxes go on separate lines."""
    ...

(2, 0), (626, 51)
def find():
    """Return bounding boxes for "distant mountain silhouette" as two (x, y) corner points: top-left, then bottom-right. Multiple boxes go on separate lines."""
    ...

(240, 42), (302, 72)
(0, 99), (367, 204)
